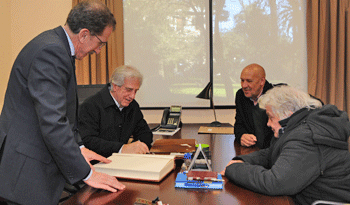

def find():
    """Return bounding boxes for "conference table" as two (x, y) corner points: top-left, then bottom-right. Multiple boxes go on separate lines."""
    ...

(62, 123), (294, 205)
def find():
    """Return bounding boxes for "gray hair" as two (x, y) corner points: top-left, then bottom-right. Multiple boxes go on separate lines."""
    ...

(110, 65), (143, 88)
(258, 85), (322, 120)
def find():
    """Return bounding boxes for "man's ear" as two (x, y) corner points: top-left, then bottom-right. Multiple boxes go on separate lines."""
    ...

(78, 28), (90, 43)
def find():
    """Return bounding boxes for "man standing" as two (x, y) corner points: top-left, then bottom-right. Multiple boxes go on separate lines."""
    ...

(222, 85), (350, 204)
(234, 63), (274, 149)
(0, 1), (125, 205)
(79, 65), (153, 157)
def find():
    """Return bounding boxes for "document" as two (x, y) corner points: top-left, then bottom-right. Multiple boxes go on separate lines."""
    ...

(152, 127), (181, 136)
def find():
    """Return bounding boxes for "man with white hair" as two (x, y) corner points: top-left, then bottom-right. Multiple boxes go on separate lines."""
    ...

(222, 85), (350, 205)
(79, 65), (153, 158)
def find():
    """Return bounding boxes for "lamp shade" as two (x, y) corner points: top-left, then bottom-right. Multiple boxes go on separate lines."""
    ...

(196, 82), (212, 99)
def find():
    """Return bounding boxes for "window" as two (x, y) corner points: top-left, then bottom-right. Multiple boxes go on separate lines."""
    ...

(124, 0), (307, 108)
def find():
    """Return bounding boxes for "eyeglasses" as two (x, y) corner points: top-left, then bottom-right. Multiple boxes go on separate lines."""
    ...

(93, 34), (107, 49)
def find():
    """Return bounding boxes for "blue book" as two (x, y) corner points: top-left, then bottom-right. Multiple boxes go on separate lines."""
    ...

(174, 172), (223, 190)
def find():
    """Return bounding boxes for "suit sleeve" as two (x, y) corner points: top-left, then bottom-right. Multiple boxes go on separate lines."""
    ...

(233, 147), (271, 167)
(28, 45), (90, 184)
(234, 90), (250, 143)
(225, 135), (320, 196)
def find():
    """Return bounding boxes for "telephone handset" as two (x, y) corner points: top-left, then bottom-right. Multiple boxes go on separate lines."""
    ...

(160, 105), (182, 130)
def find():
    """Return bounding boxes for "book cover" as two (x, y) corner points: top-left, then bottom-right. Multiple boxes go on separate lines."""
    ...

(150, 139), (196, 154)
(174, 172), (223, 190)
(94, 153), (176, 182)
(187, 170), (218, 181)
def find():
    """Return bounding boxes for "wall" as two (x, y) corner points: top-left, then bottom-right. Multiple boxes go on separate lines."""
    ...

(143, 109), (235, 125)
(0, 0), (12, 109)
(1, 0), (236, 124)
(0, 0), (71, 109)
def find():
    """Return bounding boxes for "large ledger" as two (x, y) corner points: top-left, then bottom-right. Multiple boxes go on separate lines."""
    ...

(94, 153), (176, 182)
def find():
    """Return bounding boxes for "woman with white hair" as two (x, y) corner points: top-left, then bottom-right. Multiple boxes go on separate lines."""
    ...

(221, 85), (350, 205)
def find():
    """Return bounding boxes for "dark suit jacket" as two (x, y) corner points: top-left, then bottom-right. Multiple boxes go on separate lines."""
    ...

(78, 84), (153, 158)
(234, 80), (274, 149)
(0, 26), (90, 205)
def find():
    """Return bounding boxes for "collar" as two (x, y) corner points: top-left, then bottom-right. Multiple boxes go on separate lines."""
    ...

(62, 27), (75, 56)
(108, 84), (123, 111)
(250, 88), (264, 106)
(277, 107), (310, 136)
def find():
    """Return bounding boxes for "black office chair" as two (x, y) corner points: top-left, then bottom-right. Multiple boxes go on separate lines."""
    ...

(77, 84), (105, 105)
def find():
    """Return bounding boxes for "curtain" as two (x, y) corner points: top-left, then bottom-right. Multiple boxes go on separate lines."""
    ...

(307, 0), (350, 114)
(72, 0), (124, 85)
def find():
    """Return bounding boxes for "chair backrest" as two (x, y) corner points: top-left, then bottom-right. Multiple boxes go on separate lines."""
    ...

(77, 84), (105, 105)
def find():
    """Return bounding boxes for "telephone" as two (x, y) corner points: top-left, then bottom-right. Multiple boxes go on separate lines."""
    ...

(160, 105), (182, 130)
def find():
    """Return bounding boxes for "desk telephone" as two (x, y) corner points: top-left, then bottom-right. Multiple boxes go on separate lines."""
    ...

(160, 105), (182, 130)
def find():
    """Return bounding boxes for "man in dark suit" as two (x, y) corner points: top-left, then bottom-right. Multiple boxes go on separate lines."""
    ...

(0, 1), (125, 204)
(234, 63), (274, 149)
(79, 65), (153, 158)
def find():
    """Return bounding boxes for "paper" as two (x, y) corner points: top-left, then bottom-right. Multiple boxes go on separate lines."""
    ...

(152, 127), (181, 136)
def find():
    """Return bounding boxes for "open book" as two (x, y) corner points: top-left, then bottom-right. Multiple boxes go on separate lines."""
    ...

(93, 153), (176, 182)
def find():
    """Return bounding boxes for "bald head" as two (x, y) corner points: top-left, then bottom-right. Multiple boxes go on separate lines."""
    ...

(242, 63), (266, 79)
(240, 63), (266, 100)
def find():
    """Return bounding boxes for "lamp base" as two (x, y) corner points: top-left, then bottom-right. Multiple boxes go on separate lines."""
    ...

(208, 121), (221, 127)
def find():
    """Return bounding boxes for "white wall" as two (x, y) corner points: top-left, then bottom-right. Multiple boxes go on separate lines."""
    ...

(142, 109), (235, 125)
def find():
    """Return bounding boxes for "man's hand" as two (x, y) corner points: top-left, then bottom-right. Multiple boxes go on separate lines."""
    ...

(81, 147), (111, 169)
(240, 134), (257, 147)
(220, 160), (244, 176)
(85, 171), (126, 193)
(121, 141), (149, 154)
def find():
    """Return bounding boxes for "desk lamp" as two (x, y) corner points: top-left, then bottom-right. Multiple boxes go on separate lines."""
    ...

(196, 82), (221, 127)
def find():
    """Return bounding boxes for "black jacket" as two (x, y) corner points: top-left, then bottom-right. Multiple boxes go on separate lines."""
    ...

(234, 80), (274, 148)
(226, 105), (350, 205)
(78, 84), (153, 158)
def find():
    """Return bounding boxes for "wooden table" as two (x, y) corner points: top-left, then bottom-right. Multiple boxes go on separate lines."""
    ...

(62, 123), (294, 205)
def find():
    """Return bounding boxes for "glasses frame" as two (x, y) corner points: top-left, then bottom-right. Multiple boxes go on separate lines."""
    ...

(93, 33), (107, 49)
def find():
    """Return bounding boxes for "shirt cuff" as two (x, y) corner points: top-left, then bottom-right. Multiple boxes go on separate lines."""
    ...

(83, 169), (93, 181)
(118, 145), (124, 153)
